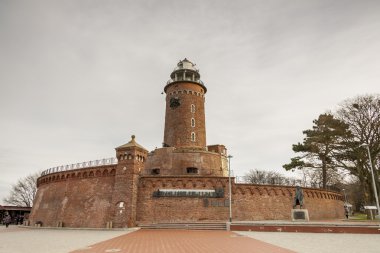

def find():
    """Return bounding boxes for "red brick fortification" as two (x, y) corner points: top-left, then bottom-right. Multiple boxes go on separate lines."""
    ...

(29, 165), (117, 228)
(30, 172), (343, 228)
(232, 184), (344, 220)
(136, 176), (344, 224)
(29, 59), (345, 228)
(29, 136), (148, 228)
(143, 146), (228, 176)
(113, 135), (148, 227)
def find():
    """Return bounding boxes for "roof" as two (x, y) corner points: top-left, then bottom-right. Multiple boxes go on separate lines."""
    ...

(0, 205), (32, 211)
(116, 135), (147, 150)
(173, 58), (199, 72)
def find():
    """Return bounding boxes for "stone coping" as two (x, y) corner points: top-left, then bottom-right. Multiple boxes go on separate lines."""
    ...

(18, 226), (140, 231)
(230, 220), (380, 227)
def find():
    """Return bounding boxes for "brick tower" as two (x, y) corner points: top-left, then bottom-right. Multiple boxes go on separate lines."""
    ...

(112, 135), (147, 227)
(144, 59), (228, 176)
(163, 58), (207, 149)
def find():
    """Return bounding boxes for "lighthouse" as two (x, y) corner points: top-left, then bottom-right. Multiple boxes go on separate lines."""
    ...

(144, 58), (228, 176)
(163, 58), (207, 149)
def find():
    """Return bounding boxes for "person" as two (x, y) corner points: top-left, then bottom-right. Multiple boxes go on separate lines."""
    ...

(4, 215), (11, 228)
(344, 205), (349, 219)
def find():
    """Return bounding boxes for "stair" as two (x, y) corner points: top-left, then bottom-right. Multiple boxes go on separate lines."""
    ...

(138, 222), (227, 230)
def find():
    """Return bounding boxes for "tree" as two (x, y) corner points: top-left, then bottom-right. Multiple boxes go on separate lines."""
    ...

(298, 167), (347, 190)
(335, 94), (380, 204)
(244, 169), (301, 186)
(3, 173), (39, 207)
(283, 113), (352, 189)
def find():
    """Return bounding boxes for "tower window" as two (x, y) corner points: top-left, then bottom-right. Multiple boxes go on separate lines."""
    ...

(191, 118), (195, 127)
(151, 168), (160, 175)
(191, 104), (195, 113)
(191, 132), (196, 142)
(187, 167), (198, 174)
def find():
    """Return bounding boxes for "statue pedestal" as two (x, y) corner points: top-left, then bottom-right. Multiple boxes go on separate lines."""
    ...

(291, 209), (309, 222)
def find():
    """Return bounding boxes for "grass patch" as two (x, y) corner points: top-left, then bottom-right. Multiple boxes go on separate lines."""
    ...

(351, 213), (367, 220)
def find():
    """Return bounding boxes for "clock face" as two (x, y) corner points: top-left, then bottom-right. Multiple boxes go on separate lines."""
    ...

(170, 97), (181, 108)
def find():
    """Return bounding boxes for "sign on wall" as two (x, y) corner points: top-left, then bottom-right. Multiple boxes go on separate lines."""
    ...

(152, 188), (224, 198)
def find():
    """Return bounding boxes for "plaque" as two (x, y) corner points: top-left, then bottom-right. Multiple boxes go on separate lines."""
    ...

(291, 209), (309, 221)
(294, 211), (305, 220)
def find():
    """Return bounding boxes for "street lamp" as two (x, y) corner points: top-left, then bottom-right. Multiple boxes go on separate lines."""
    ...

(360, 143), (380, 218)
(227, 155), (233, 222)
(342, 189), (348, 204)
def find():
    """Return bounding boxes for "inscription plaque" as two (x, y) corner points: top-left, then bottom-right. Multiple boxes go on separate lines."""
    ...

(294, 211), (305, 220)
(291, 209), (309, 221)
(153, 188), (224, 198)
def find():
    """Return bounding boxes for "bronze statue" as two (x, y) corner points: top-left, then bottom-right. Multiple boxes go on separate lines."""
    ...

(293, 186), (304, 209)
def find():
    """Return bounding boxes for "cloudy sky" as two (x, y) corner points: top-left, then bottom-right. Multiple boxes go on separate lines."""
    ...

(1, 0), (379, 204)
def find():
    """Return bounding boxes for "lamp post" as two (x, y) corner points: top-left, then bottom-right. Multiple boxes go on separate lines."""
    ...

(342, 189), (348, 204)
(227, 155), (233, 222)
(360, 143), (380, 217)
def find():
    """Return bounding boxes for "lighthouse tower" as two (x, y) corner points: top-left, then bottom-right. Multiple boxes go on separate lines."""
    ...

(163, 58), (207, 149)
(143, 58), (228, 176)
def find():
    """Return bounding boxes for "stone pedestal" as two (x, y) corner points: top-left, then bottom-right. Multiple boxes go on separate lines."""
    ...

(291, 209), (309, 221)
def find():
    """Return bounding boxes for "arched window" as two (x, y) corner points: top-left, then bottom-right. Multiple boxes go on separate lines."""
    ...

(191, 132), (196, 142)
(191, 118), (195, 127)
(191, 104), (195, 113)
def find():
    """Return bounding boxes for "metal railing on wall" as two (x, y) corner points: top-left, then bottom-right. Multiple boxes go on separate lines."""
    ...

(41, 157), (118, 176)
(233, 176), (341, 192)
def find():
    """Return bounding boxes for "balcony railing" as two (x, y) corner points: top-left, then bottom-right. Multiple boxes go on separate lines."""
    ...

(41, 157), (118, 176)
(166, 78), (204, 85)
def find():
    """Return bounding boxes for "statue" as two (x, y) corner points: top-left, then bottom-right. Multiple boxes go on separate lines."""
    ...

(293, 186), (304, 209)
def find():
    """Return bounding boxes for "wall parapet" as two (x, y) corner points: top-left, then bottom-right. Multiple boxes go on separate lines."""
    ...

(138, 176), (343, 201)
(234, 183), (343, 201)
(37, 165), (117, 187)
(41, 157), (117, 176)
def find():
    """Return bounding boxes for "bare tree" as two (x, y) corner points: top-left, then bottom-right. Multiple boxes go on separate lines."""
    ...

(299, 167), (348, 189)
(335, 94), (380, 204)
(244, 169), (300, 186)
(3, 173), (39, 207)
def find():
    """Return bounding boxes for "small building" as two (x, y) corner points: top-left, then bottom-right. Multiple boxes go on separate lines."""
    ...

(0, 205), (31, 224)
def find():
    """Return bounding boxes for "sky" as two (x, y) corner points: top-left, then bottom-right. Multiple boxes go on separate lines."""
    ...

(1, 0), (379, 204)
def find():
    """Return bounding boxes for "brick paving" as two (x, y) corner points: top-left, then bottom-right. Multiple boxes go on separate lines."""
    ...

(71, 229), (295, 253)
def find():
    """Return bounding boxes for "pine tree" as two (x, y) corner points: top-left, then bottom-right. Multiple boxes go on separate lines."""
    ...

(283, 114), (352, 189)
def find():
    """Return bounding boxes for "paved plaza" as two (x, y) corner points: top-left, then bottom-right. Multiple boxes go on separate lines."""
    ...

(0, 226), (131, 253)
(1, 225), (380, 253)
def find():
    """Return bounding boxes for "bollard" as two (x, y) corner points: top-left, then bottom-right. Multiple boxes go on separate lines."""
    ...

(106, 221), (113, 229)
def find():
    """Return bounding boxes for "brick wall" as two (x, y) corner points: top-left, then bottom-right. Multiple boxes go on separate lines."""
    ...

(143, 148), (228, 176)
(136, 176), (344, 224)
(30, 173), (344, 228)
(29, 165), (116, 228)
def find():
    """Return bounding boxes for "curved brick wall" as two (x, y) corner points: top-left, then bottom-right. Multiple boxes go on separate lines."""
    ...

(29, 165), (117, 228)
(30, 172), (344, 228)
(144, 147), (228, 176)
(137, 176), (344, 224)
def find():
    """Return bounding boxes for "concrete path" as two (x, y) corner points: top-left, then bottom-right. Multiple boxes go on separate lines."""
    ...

(0, 225), (132, 253)
(237, 231), (380, 253)
(1, 225), (380, 253)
